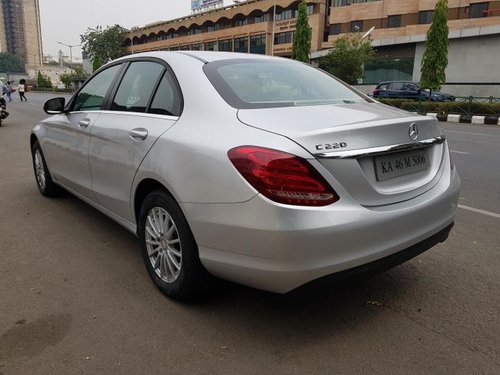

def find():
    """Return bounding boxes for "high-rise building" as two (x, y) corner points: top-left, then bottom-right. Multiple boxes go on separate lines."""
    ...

(0, 0), (43, 69)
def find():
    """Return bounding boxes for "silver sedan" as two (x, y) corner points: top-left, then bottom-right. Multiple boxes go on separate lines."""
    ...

(30, 52), (460, 299)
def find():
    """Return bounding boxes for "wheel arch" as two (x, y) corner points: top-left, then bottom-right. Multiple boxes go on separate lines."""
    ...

(30, 133), (39, 149)
(134, 178), (177, 233)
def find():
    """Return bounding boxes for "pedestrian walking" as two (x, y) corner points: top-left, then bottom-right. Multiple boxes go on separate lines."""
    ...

(18, 79), (27, 102)
(6, 81), (13, 102)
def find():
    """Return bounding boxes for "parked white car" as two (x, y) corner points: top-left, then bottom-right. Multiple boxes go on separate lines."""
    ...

(31, 52), (460, 299)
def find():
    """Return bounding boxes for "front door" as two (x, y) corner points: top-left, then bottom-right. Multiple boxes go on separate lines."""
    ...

(43, 64), (123, 199)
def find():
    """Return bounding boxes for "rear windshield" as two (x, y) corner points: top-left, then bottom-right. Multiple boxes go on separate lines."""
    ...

(203, 58), (369, 109)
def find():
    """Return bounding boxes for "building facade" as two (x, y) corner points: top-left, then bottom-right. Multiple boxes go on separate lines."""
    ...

(126, 0), (327, 57)
(126, 0), (500, 95)
(0, 0), (43, 70)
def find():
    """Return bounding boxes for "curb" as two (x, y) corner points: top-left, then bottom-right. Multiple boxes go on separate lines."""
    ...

(423, 113), (500, 125)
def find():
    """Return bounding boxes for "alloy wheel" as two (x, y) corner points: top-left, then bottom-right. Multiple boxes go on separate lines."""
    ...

(145, 207), (182, 283)
(34, 149), (46, 190)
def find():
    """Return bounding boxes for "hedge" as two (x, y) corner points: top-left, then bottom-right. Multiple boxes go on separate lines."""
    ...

(400, 101), (500, 116)
(387, 101), (500, 116)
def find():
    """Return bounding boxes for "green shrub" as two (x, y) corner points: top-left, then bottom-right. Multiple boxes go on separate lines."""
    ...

(397, 101), (500, 116)
(377, 99), (407, 108)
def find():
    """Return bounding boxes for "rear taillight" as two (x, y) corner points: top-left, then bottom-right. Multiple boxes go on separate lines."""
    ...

(228, 146), (339, 206)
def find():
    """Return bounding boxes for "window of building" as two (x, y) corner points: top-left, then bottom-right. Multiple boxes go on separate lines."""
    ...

(234, 36), (249, 53)
(275, 9), (296, 21)
(180, 45), (190, 50)
(418, 10), (434, 24)
(250, 34), (266, 54)
(329, 23), (342, 35)
(254, 14), (270, 23)
(333, 0), (381, 7)
(190, 44), (202, 50)
(111, 62), (164, 113)
(469, 2), (489, 18)
(351, 20), (363, 32)
(274, 31), (294, 45)
(207, 23), (219, 32)
(187, 27), (201, 35)
(235, 18), (248, 26)
(204, 41), (217, 51)
(219, 39), (233, 52)
(307, 4), (314, 15)
(387, 15), (401, 28)
(219, 20), (232, 29)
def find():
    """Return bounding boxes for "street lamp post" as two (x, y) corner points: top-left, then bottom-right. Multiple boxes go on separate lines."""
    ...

(271, 0), (277, 55)
(57, 41), (80, 65)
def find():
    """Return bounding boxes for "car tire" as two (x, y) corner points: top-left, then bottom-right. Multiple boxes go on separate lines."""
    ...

(139, 190), (208, 300)
(31, 140), (61, 197)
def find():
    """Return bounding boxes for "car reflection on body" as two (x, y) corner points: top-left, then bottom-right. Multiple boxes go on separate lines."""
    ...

(30, 52), (460, 299)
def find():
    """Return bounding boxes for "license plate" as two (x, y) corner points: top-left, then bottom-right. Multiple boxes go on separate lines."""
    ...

(374, 149), (429, 181)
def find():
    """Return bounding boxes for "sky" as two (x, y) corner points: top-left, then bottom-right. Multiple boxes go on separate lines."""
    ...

(39, 0), (234, 61)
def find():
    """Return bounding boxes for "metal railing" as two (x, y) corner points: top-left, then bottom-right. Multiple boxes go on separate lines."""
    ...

(375, 96), (500, 117)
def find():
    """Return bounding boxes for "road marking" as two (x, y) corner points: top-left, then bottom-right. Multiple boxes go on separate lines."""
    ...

(458, 204), (500, 219)
(450, 150), (469, 155)
(445, 130), (492, 137)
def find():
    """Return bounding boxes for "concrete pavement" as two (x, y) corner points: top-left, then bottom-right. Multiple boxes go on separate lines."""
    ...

(0, 94), (498, 374)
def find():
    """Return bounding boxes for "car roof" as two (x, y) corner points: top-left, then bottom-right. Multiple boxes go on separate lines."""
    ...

(379, 81), (419, 84)
(117, 51), (282, 64)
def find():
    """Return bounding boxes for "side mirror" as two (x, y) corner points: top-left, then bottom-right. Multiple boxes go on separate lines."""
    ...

(43, 97), (66, 114)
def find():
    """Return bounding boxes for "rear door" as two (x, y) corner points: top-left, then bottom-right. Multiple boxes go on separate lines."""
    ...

(88, 60), (182, 222)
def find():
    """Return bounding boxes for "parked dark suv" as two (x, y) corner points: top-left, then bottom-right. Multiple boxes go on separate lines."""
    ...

(372, 81), (455, 101)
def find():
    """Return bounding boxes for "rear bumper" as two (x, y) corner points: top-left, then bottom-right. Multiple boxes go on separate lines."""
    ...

(182, 167), (460, 293)
(297, 221), (453, 292)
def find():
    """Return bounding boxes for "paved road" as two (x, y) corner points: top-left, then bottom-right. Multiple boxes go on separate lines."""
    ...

(0, 95), (499, 374)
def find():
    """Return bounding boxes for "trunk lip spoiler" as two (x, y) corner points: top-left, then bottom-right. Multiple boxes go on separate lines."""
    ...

(315, 135), (446, 159)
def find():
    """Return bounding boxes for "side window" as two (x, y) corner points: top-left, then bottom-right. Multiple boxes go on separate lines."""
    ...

(73, 64), (121, 111)
(149, 70), (182, 116)
(391, 82), (404, 90)
(404, 83), (419, 91)
(111, 61), (164, 113)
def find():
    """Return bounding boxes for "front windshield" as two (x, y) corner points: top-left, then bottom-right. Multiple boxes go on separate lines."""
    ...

(203, 59), (369, 109)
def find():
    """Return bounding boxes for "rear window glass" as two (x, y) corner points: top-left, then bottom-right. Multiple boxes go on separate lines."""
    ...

(203, 59), (368, 109)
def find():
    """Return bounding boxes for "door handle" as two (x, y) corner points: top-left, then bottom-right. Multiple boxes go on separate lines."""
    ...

(78, 119), (90, 128)
(129, 128), (148, 141)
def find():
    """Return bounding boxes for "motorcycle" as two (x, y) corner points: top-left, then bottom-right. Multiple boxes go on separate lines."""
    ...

(0, 96), (8, 127)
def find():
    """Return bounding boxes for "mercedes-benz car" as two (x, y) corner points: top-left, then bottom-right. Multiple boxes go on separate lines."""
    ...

(30, 52), (460, 299)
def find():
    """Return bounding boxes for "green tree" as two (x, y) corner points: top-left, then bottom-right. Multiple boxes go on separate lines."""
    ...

(37, 71), (52, 88)
(420, 0), (449, 92)
(0, 53), (25, 73)
(318, 34), (374, 84)
(59, 67), (89, 89)
(81, 24), (127, 71)
(292, 0), (312, 62)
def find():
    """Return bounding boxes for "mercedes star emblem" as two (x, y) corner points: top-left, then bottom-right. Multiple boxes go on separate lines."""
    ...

(409, 123), (419, 141)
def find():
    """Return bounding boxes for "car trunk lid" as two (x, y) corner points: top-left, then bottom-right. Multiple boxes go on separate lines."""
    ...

(237, 102), (446, 206)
